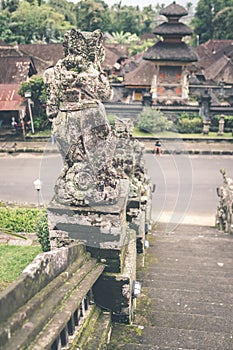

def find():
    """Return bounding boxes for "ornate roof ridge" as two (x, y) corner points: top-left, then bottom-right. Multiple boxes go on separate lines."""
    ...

(160, 1), (188, 17)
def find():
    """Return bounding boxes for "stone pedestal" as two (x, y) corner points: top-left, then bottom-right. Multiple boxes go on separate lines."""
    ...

(47, 179), (137, 322)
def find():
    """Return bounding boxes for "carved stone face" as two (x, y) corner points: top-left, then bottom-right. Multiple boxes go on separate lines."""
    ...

(63, 29), (104, 68)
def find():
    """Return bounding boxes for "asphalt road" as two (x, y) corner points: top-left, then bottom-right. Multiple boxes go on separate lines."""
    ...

(145, 153), (233, 229)
(0, 152), (232, 227)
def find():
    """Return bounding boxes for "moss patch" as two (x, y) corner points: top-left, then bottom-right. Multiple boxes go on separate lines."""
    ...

(107, 324), (143, 349)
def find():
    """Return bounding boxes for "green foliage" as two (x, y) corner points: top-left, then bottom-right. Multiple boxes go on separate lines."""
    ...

(111, 31), (139, 44)
(211, 115), (233, 131)
(6, 0), (73, 44)
(18, 76), (46, 105)
(0, 206), (42, 233)
(128, 38), (154, 56)
(137, 107), (174, 133)
(107, 114), (117, 126)
(176, 113), (202, 133)
(0, 0), (232, 44)
(18, 76), (48, 130)
(75, 0), (111, 32)
(36, 210), (50, 252)
(110, 4), (142, 35)
(0, 245), (41, 291)
(0, 204), (50, 252)
(192, 0), (233, 43)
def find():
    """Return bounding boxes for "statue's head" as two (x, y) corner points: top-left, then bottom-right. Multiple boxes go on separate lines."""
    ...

(62, 29), (105, 68)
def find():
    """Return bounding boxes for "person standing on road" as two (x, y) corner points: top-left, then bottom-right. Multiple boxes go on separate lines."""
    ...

(154, 139), (162, 155)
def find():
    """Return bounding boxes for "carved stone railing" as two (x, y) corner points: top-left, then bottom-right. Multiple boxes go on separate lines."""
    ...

(0, 244), (111, 350)
(216, 169), (233, 234)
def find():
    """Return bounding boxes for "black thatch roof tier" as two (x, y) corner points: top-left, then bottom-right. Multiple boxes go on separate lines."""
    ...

(160, 2), (188, 17)
(143, 41), (198, 62)
(153, 22), (193, 36)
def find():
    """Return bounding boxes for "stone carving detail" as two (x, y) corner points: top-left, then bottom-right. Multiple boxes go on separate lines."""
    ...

(44, 29), (119, 206)
(216, 169), (233, 233)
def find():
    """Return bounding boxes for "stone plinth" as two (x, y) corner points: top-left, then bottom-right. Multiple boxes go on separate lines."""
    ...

(47, 179), (137, 322)
(48, 179), (132, 273)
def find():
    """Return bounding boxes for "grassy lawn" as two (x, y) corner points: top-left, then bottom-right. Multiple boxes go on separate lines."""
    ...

(0, 245), (41, 291)
(133, 127), (233, 139)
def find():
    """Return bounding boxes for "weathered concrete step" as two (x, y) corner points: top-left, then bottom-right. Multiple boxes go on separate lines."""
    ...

(140, 326), (233, 350)
(144, 262), (233, 273)
(140, 266), (233, 279)
(145, 296), (233, 319)
(109, 325), (233, 349)
(2, 260), (104, 350)
(151, 235), (233, 247)
(146, 286), (233, 305)
(141, 278), (233, 293)
(154, 223), (222, 234)
(144, 310), (232, 333)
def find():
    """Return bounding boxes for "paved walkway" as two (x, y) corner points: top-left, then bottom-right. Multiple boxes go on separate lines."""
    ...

(0, 138), (233, 155)
(108, 223), (233, 349)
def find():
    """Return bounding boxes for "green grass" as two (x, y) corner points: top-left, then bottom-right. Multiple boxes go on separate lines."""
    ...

(133, 127), (233, 139)
(27, 129), (51, 138)
(0, 245), (41, 291)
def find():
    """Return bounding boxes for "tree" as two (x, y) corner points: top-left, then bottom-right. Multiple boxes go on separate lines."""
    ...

(191, 0), (214, 43)
(213, 6), (233, 39)
(192, 0), (233, 43)
(48, 0), (76, 26)
(10, 0), (73, 43)
(110, 4), (142, 35)
(18, 76), (47, 129)
(1, 0), (19, 12)
(75, 0), (111, 32)
(111, 31), (139, 44)
(140, 5), (156, 34)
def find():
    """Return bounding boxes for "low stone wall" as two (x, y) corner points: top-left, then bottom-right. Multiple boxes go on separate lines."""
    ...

(0, 243), (107, 349)
(0, 243), (86, 324)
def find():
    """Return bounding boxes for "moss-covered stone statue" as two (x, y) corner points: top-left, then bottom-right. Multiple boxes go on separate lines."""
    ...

(43, 29), (119, 206)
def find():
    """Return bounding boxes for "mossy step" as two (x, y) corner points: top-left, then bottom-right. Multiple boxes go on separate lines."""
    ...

(72, 306), (111, 350)
(84, 311), (111, 350)
(71, 305), (101, 349)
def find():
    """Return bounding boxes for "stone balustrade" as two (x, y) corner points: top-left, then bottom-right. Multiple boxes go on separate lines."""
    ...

(0, 243), (109, 350)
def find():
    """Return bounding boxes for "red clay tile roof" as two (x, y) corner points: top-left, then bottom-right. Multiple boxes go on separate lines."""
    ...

(0, 84), (24, 111)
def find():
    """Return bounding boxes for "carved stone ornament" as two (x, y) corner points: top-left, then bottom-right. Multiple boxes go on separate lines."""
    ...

(43, 29), (119, 206)
(216, 169), (233, 233)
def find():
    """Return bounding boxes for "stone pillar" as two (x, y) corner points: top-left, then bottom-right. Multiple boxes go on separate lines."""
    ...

(202, 120), (211, 135)
(199, 89), (211, 121)
(218, 114), (225, 135)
